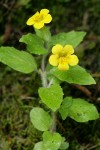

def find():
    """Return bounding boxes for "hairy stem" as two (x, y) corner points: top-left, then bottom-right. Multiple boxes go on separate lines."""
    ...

(40, 55), (56, 133)
(50, 111), (56, 133)
(40, 69), (48, 88)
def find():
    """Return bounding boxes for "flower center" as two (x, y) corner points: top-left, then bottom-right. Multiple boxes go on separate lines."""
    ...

(34, 14), (44, 22)
(59, 50), (67, 57)
(59, 57), (67, 64)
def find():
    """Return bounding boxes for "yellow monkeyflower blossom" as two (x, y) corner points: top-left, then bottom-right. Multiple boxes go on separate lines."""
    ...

(26, 9), (52, 29)
(49, 44), (79, 71)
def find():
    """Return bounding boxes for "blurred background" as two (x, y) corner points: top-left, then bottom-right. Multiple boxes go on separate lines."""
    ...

(0, 0), (100, 149)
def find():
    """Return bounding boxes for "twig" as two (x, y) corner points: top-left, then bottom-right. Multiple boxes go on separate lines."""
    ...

(92, 73), (100, 77)
(57, 120), (66, 133)
(73, 84), (91, 97)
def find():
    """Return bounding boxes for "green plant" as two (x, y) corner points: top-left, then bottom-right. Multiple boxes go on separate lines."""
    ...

(0, 9), (99, 150)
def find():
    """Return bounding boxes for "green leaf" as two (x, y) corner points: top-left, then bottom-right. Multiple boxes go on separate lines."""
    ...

(50, 31), (86, 48)
(59, 137), (69, 150)
(47, 73), (62, 85)
(38, 84), (63, 111)
(59, 97), (73, 120)
(68, 98), (99, 122)
(30, 107), (52, 131)
(19, 33), (47, 54)
(43, 131), (62, 150)
(51, 65), (96, 85)
(0, 46), (37, 73)
(35, 27), (51, 42)
(34, 142), (44, 150)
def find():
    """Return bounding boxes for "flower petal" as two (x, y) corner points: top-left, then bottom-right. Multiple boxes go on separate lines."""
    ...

(26, 12), (39, 25)
(40, 9), (49, 15)
(34, 22), (44, 29)
(26, 16), (34, 25)
(58, 57), (69, 71)
(58, 63), (69, 71)
(63, 45), (74, 55)
(43, 14), (52, 23)
(49, 54), (59, 66)
(33, 11), (40, 18)
(67, 55), (79, 66)
(52, 44), (63, 54)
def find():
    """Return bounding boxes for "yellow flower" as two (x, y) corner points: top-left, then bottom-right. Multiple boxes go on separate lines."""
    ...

(26, 9), (52, 29)
(49, 44), (79, 71)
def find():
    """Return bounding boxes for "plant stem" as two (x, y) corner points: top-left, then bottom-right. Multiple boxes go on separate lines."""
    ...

(40, 55), (56, 133)
(50, 111), (56, 133)
(40, 69), (47, 88)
